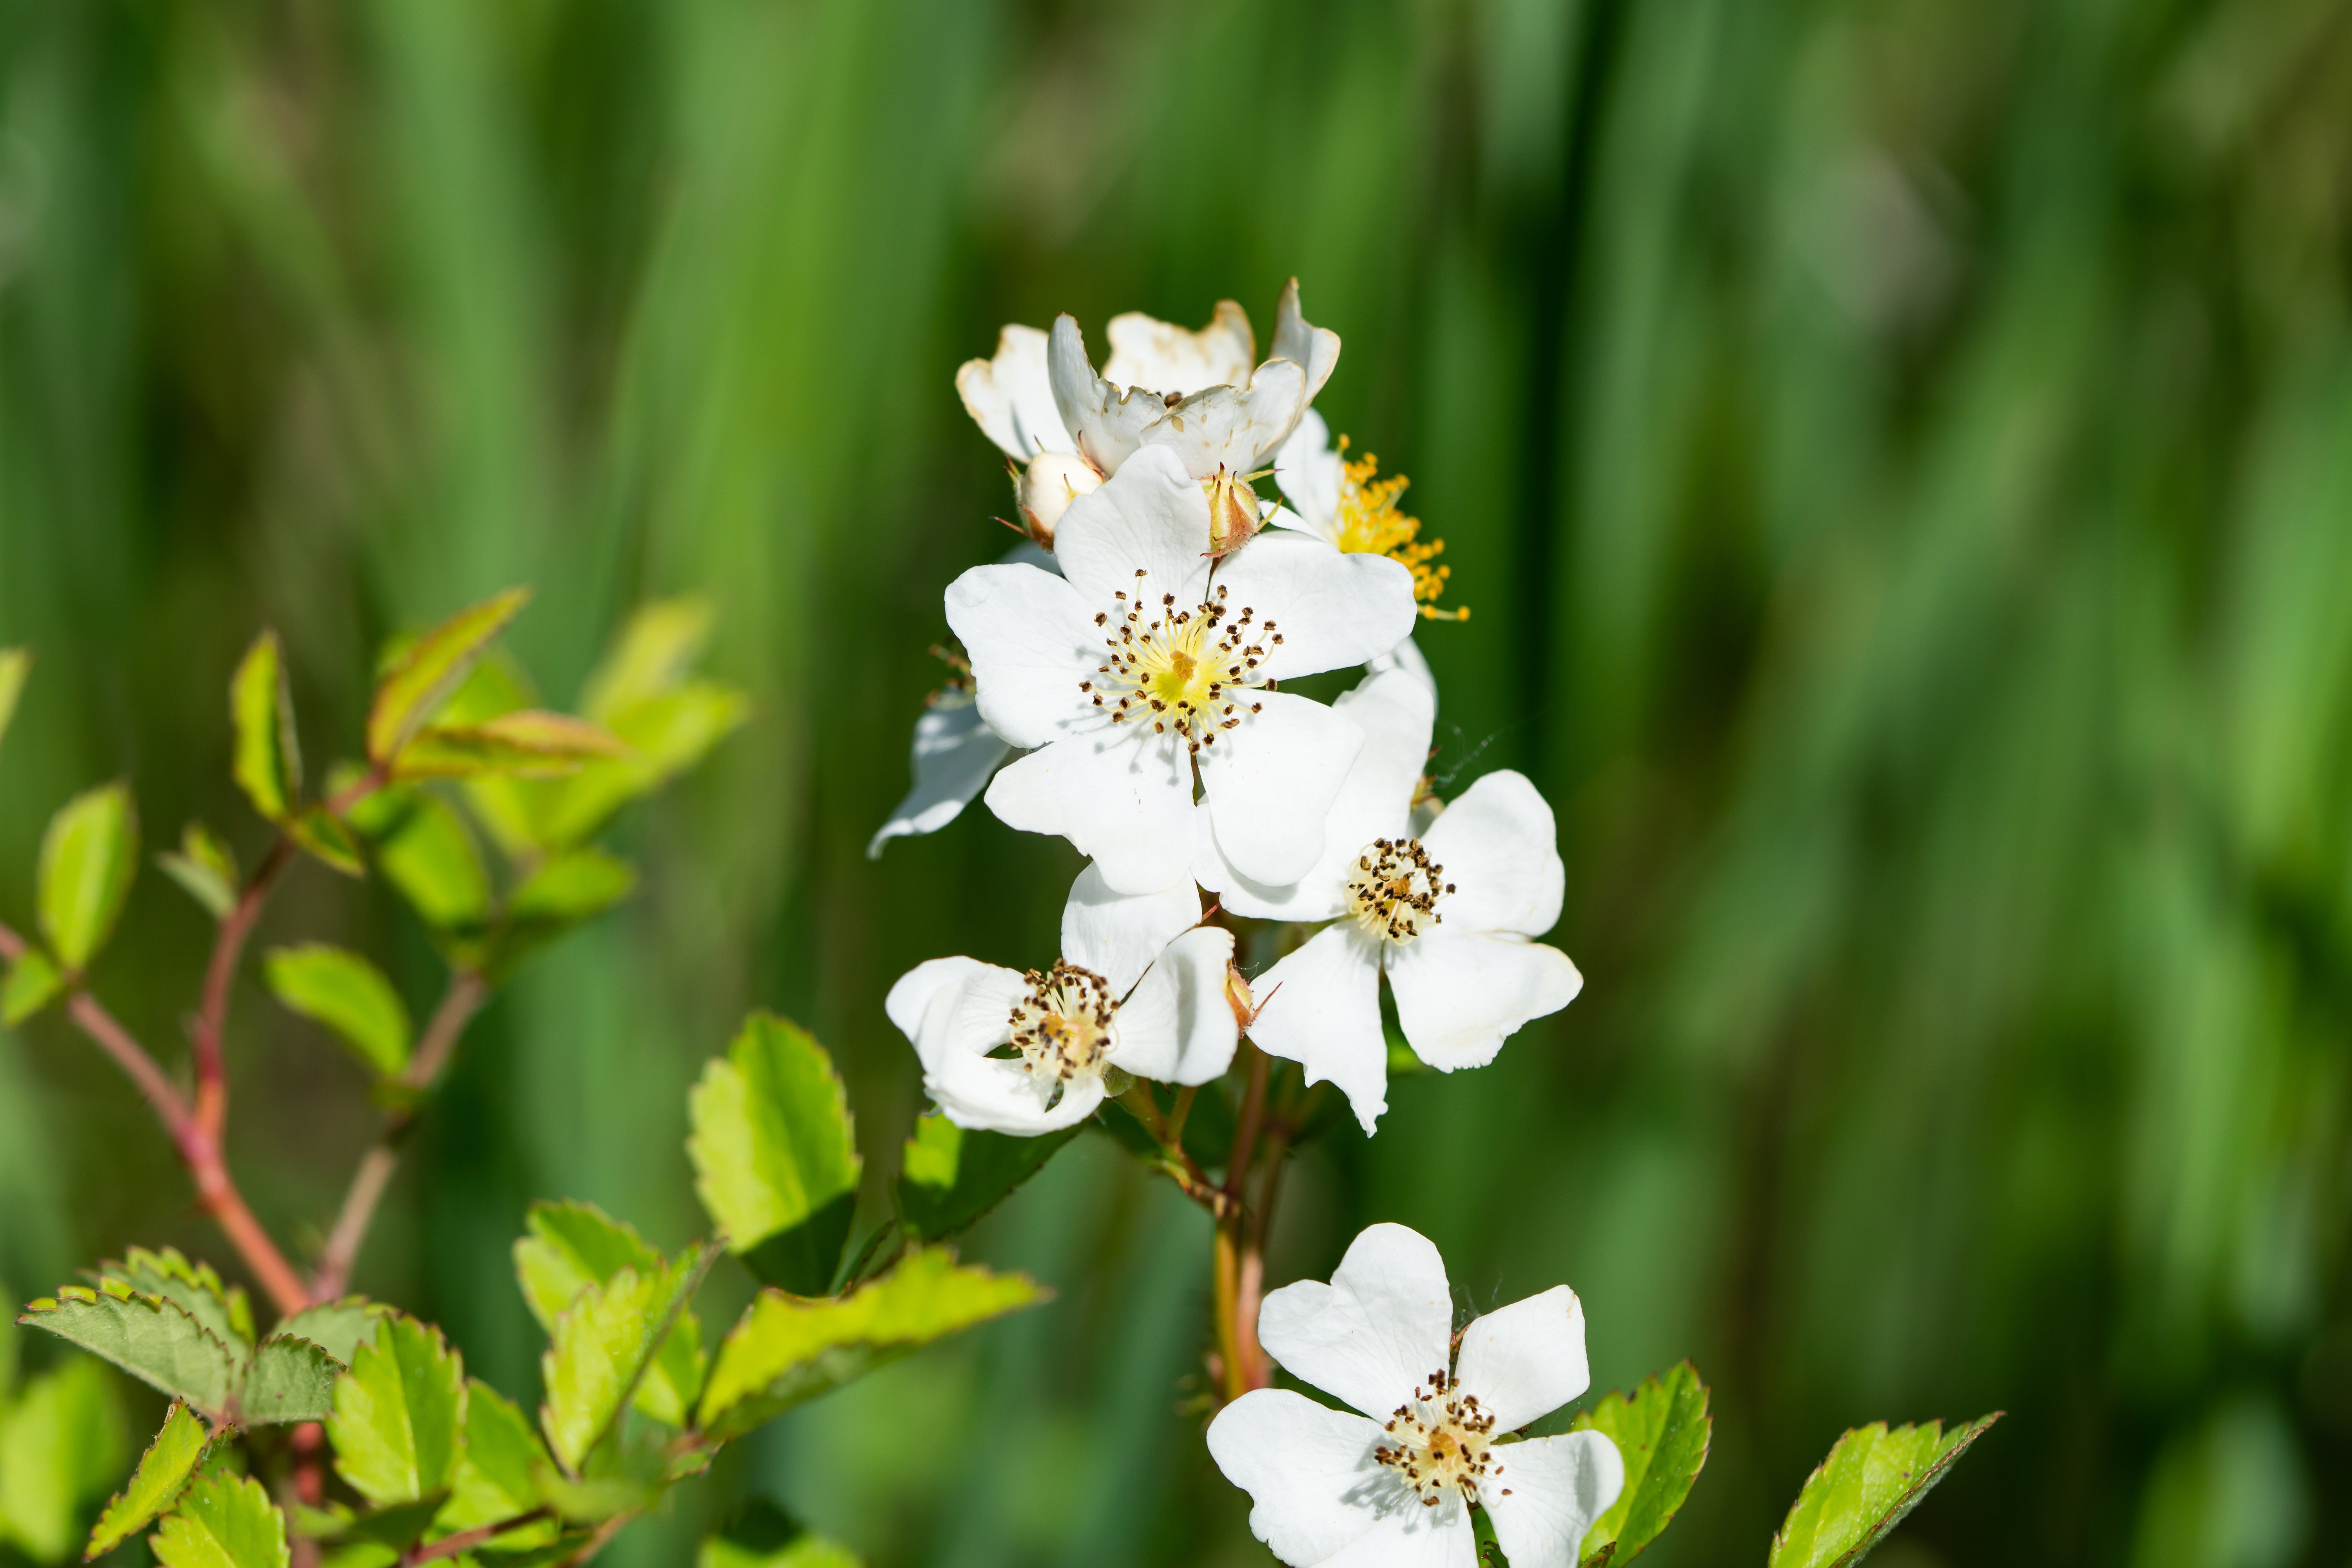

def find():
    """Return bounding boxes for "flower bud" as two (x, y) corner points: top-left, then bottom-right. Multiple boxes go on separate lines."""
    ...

(1225, 962), (1259, 1030)
(1204, 466), (1265, 558)
(1017, 451), (1104, 546)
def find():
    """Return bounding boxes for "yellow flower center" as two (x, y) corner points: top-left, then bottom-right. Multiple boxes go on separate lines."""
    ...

(1080, 574), (1279, 755)
(1374, 1370), (1505, 1507)
(1004, 962), (1117, 1082)
(1345, 837), (1453, 943)
(1330, 438), (1467, 622)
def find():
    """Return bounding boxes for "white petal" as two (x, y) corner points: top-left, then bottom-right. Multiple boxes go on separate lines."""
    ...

(1203, 1390), (1389, 1568)
(866, 697), (1013, 858)
(1210, 532), (1418, 684)
(1051, 314), (1160, 475)
(1258, 1222), (1455, 1418)
(1198, 667), (1430, 922)
(1417, 771), (1564, 937)
(1016, 451), (1103, 541)
(1271, 278), (1343, 407)
(1274, 409), (1344, 539)
(1103, 300), (1256, 395)
(1051, 445), (1214, 610)
(883, 956), (1011, 1057)
(1196, 692), (1364, 887)
(1385, 931), (1583, 1072)
(1365, 634), (1437, 708)
(1478, 1432), (1624, 1568)
(1136, 359), (1309, 480)
(984, 731), (1195, 896)
(1452, 1286), (1591, 1433)
(943, 563), (1099, 749)
(911, 966), (1108, 1136)
(956, 323), (1075, 460)
(1110, 951), (1181, 1082)
(929, 1048), (1107, 1136)
(1060, 864), (1200, 995)
(1245, 924), (1390, 1133)
(1112, 926), (1236, 1083)
(1318, 1506), (1479, 1568)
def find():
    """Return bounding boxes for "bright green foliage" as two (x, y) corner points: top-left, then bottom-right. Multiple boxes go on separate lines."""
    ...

(898, 1113), (1077, 1242)
(87, 1401), (212, 1560)
(2, 950), (65, 1025)
(690, 1014), (862, 1294)
(430, 1381), (557, 1549)
(0, 1359), (123, 1563)
(699, 1249), (1045, 1441)
(539, 682), (749, 848)
(514, 1203), (705, 1427)
(581, 600), (715, 722)
(151, 1474), (290, 1568)
(1573, 1362), (1711, 1566)
(0, 649), (29, 757)
(288, 810), (367, 879)
(263, 945), (412, 1078)
(239, 1337), (343, 1426)
(229, 631), (300, 825)
(699, 1500), (863, 1568)
(328, 1315), (466, 1508)
(342, 783), (492, 936)
(274, 1301), (387, 1368)
(507, 847), (636, 929)
(539, 1254), (702, 1471)
(99, 1248), (255, 1351)
(158, 824), (241, 920)
(394, 710), (628, 781)
(37, 784), (138, 973)
(19, 1286), (238, 1417)
(366, 588), (532, 766)
(1769, 1415), (2000, 1568)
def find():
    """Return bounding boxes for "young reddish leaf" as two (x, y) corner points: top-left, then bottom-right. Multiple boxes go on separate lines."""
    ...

(365, 588), (531, 765)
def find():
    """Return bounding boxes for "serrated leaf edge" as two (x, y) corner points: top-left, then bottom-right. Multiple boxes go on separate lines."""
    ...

(1770, 1411), (2003, 1568)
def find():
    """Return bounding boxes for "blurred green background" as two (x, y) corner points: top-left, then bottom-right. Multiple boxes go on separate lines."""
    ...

(3, 0), (2350, 1563)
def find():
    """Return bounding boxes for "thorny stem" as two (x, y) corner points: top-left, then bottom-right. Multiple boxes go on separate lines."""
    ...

(312, 968), (489, 1300)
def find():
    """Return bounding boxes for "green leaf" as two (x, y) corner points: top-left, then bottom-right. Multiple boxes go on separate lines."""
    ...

(312, 1499), (443, 1568)
(239, 1337), (343, 1426)
(539, 1252), (704, 1472)
(273, 1301), (386, 1368)
(342, 783), (491, 936)
(428, 1381), (558, 1550)
(0, 1359), (123, 1564)
(508, 847), (637, 929)
(898, 1113), (1078, 1242)
(0, 648), (30, 758)
(1573, 1362), (1711, 1566)
(38, 784), (138, 973)
(289, 810), (367, 879)
(3, 949), (66, 1025)
(699, 1500), (863, 1568)
(88, 1401), (214, 1561)
(688, 1014), (862, 1295)
(1768, 1414), (2001, 1568)
(327, 1315), (466, 1508)
(581, 600), (717, 724)
(262, 945), (412, 1078)
(98, 1248), (254, 1353)
(158, 824), (241, 920)
(150, 1474), (290, 1568)
(698, 1249), (1045, 1441)
(538, 683), (750, 847)
(229, 632), (300, 825)
(393, 711), (629, 781)
(18, 1285), (239, 1417)
(366, 588), (532, 765)
(514, 1203), (705, 1427)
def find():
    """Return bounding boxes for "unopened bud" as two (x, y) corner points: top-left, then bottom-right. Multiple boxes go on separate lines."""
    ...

(1204, 467), (1265, 558)
(1017, 452), (1103, 546)
(1225, 963), (1258, 1030)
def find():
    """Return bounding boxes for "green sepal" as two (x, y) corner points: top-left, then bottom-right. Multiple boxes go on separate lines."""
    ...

(230, 632), (301, 826)
(699, 1499), (863, 1568)
(688, 1013), (861, 1295)
(262, 945), (412, 1079)
(0, 1358), (123, 1564)
(697, 1248), (1045, 1441)
(3, 948), (66, 1025)
(38, 784), (138, 973)
(87, 1401), (213, 1561)
(19, 1285), (238, 1418)
(1768, 1413), (2001, 1568)
(538, 1251), (705, 1472)
(366, 588), (532, 766)
(513, 1203), (704, 1427)
(150, 1474), (290, 1568)
(898, 1113), (1077, 1242)
(1572, 1361), (1711, 1566)
(97, 1247), (254, 1351)
(158, 824), (241, 920)
(327, 1315), (466, 1509)
(238, 1337), (343, 1426)
(273, 1299), (387, 1367)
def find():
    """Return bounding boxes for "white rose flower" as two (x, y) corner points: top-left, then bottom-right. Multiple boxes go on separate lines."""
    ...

(1199, 666), (1583, 1131)
(1208, 1222), (1623, 1568)
(885, 866), (1237, 1136)
(946, 443), (1417, 895)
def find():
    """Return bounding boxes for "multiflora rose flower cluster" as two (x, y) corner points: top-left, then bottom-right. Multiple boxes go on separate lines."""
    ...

(882, 281), (1584, 1138)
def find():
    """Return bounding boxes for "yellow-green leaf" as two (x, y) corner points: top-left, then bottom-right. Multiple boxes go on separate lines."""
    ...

(393, 711), (628, 781)
(229, 632), (300, 825)
(38, 784), (138, 972)
(3, 948), (66, 1025)
(537, 683), (750, 847)
(88, 1401), (213, 1561)
(289, 809), (366, 878)
(263, 945), (412, 1078)
(688, 1014), (861, 1295)
(98, 1247), (254, 1352)
(365, 588), (531, 765)
(343, 782), (490, 936)
(18, 1285), (238, 1417)
(158, 824), (240, 920)
(428, 1381), (559, 1551)
(274, 1299), (387, 1367)
(539, 1252), (704, 1472)
(514, 1202), (704, 1427)
(898, 1113), (1077, 1243)
(327, 1316), (466, 1508)
(1573, 1362), (1711, 1566)
(0, 1359), (123, 1564)
(581, 599), (716, 723)
(0, 648), (30, 758)
(1768, 1414), (2000, 1568)
(150, 1474), (289, 1568)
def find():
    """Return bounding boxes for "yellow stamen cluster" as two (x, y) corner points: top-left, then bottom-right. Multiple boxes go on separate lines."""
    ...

(1332, 437), (1468, 622)
(1004, 961), (1116, 1082)
(1373, 1369), (1505, 1507)
(1080, 572), (1276, 755)
(1345, 837), (1454, 943)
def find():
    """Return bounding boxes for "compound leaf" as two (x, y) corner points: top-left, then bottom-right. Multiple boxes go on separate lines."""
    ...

(262, 946), (412, 1078)
(393, 712), (628, 782)
(150, 1474), (289, 1568)
(698, 1249), (1044, 1441)
(19, 1286), (238, 1417)
(514, 1203), (704, 1427)
(327, 1316), (465, 1508)
(0, 1358), (122, 1564)
(366, 589), (531, 766)
(239, 1337), (342, 1426)
(88, 1401), (212, 1561)
(898, 1114), (1077, 1243)
(38, 784), (138, 973)
(230, 632), (300, 825)
(1768, 1414), (2000, 1568)
(1573, 1362), (1711, 1566)
(689, 1014), (860, 1295)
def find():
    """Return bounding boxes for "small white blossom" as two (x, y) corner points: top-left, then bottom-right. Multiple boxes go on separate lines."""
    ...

(1208, 1223), (1623, 1568)
(946, 444), (1416, 895)
(865, 692), (1011, 859)
(1198, 667), (1583, 1131)
(886, 867), (1237, 1136)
